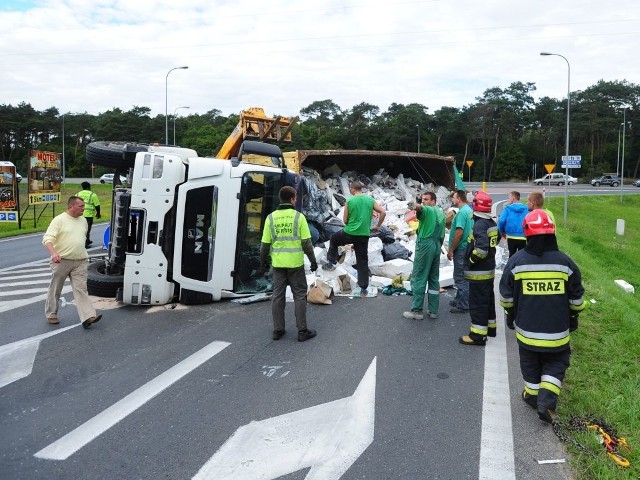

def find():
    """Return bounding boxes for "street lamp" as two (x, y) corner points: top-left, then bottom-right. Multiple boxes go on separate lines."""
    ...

(173, 106), (190, 145)
(416, 124), (420, 154)
(620, 110), (626, 202)
(540, 52), (570, 225)
(165, 66), (188, 144)
(616, 123), (622, 176)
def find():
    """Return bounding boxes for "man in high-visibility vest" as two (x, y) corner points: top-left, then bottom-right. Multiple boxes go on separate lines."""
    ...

(261, 186), (318, 342)
(76, 181), (101, 248)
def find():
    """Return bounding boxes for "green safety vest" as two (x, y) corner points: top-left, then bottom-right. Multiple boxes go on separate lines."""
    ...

(262, 208), (310, 268)
(77, 190), (99, 218)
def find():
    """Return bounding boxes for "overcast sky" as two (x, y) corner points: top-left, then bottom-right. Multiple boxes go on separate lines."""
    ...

(1, 0), (638, 119)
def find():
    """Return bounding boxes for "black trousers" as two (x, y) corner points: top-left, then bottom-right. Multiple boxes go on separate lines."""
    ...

(327, 230), (370, 290)
(519, 346), (570, 412)
(507, 238), (526, 257)
(468, 278), (495, 341)
(85, 217), (94, 246)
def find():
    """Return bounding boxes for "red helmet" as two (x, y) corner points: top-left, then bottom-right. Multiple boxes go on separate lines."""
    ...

(472, 191), (492, 212)
(523, 210), (555, 236)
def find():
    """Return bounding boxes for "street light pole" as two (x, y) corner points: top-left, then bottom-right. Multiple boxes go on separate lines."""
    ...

(540, 52), (570, 225)
(416, 124), (420, 153)
(620, 109), (626, 202)
(173, 106), (190, 145)
(165, 66), (188, 145)
(616, 123), (622, 176)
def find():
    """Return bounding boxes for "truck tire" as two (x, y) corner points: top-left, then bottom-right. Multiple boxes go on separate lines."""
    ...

(179, 288), (213, 305)
(87, 260), (124, 298)
(86, 141), (149, 169)
(593, 182), (600, 186)
(611, 182), (619, 187)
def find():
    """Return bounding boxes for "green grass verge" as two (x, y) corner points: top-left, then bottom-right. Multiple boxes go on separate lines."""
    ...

(0, 183), (114, 238)
(546, 195), (639, 479)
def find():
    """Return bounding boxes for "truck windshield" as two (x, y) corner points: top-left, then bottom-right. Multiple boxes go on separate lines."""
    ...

(235, 171), (284, 293)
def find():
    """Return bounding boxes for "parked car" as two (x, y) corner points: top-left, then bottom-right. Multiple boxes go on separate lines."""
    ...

(16, 173), (22, 182)
(632, 179), (640, 187)
(590, 174), (620, 187)
(99, 173), (128, 184)
(533, 173), (578, 186)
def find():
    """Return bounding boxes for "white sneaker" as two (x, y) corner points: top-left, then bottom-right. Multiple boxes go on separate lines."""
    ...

(403, 311), (424, 320)
(428, 312), (438, 319)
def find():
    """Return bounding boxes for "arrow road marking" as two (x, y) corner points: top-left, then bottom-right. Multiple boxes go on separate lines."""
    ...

(35, 340), (230, 461)
(193, 356), (376, 480)
(0, 325), (78, 389)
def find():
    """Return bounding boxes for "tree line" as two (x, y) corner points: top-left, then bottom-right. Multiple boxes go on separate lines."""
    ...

(1, 79), (638, 182)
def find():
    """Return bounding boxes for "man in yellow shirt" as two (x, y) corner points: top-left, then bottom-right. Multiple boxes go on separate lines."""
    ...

(43, 196), (102, 329)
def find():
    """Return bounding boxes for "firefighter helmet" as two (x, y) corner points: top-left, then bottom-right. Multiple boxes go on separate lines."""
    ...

(472, 191), (492, 212)
(523, 210), (555, 236)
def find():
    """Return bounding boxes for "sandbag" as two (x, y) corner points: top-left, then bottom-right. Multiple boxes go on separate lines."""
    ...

(382, 242), (412, 261)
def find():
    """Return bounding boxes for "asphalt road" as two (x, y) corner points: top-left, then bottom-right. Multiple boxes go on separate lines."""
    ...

(1, 230), (574, 480)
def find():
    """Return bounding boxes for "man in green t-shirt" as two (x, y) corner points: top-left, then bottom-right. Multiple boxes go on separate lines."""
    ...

(447, 190), (474, 312)
(403, 191), (445, 320)
(324, 181), (386, 296)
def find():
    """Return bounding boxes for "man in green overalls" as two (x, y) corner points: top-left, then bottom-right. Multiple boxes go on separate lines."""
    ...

(403, 192), (445, 320)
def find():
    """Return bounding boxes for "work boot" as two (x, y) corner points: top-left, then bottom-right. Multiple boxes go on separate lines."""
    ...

(450, 308), (469, 314)
(323, 262), (336, 271)
(298, 329), (317, 342)
(538, 407), (556, 424)
(459, 335), (486, 346)
(403, 311), (423, 320)
(272, 330), (285, 340)
(522, 390), (537, 409)
(487, 326), (497, 337)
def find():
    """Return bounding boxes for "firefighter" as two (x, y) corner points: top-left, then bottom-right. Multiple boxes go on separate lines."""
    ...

(459, 191), (499, 346)
(499, 210), (585, 423)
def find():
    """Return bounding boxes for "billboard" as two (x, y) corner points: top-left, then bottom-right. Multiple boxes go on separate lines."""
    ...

(0, 161), (19, 222)
(27, 150), (62, 205)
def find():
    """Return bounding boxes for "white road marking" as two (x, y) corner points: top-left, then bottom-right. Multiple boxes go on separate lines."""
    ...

(34, 340), (231, 461)
(0, 271), (52, 281)
(478, 273), (515, 479)
(0, 287), (52, 297)
(193, 357), (376, 480)
(0, 325), (78, 388)
(0, 287), (72, 314)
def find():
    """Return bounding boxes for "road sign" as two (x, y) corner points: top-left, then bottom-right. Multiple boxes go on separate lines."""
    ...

(561, 155), (581, 168)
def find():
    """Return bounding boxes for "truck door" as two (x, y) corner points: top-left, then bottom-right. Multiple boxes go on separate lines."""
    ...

(234, 171), (285, 293)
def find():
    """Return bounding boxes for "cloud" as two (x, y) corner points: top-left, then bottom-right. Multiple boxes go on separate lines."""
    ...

(1, 0), (638, 117)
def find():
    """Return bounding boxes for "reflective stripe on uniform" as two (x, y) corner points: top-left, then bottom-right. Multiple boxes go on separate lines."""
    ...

(470, 323), (488, 336)
(465, 269), (495, 280)
(524, 381), (540, 395)
(515, 325), (570, 348)
(540, 374), (562, 395)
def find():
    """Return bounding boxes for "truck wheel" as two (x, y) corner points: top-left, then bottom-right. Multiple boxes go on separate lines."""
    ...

(87, 260), (124, 298)
(612, 182), (619, 187)
(594, 182), (600, 186)
(86, 141), (149, 169)
(179, 289), (213, 305)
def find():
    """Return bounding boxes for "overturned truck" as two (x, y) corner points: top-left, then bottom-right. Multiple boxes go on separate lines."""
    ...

(86, 140), (456, 306)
